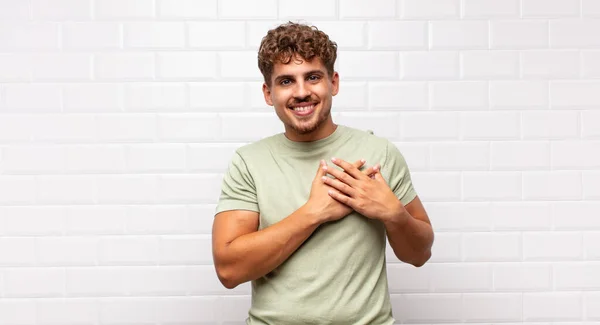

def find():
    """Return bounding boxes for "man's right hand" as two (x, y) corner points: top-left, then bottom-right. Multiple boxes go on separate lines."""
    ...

(305, 159), (377, 224)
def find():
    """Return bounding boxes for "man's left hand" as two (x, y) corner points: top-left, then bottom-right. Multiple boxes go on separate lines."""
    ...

(321, 157), (408, 224)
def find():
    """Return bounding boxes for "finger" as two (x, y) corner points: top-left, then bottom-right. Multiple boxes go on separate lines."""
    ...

(327, 188), (354, 207)
(325, 163), (358, 187)
(314, 159), (327, 180)
(321, 175), (357, 197)
(331, 157), (366, 180)
(352, 159), (366, 170)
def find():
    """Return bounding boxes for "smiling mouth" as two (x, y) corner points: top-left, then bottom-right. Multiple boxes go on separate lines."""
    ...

(288, 103), (317, 117)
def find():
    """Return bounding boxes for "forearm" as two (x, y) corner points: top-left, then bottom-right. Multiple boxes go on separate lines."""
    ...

(384, 210), (434, 267)
(218, 205), (321, 288)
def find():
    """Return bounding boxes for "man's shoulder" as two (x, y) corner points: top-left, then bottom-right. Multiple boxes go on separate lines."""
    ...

(342, 125), (392, 149)
(233, 133), (280, 159)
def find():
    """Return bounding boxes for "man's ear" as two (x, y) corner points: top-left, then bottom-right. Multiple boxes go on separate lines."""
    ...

(331, 71), (340, 96)
(262, 83), (273, 106)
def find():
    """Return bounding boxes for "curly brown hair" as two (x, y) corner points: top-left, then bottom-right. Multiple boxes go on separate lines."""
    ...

(258, 22), (338, 87)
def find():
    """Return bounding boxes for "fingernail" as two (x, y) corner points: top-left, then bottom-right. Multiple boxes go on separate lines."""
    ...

(322, 166), (327, 171)
(321, 176), (327, 181)
(331, 157), (337, 162)
(360, 159), (366, 163)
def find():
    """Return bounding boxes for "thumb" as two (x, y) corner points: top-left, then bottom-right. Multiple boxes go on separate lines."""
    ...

(315, 159), (326, 179)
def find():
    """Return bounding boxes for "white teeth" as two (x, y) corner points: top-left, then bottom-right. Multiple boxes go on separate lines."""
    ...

(292, 104), (314, 112)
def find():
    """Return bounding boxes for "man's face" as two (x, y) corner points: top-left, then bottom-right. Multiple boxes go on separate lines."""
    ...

(262, 55), (339, 140)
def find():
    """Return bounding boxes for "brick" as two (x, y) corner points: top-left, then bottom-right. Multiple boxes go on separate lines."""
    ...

(463, 232), (521, 261)
(314, 22), (367, 50)
(4, 268), (65, 297)
(188, 22), (245, 49)
(99, 236), (158, 265)
(63, 84), (122, 112)
(431, 21), (488, 50)
(124, 22), (185, 49)
(124, 266), (193, 295)
(583, 0), (600, 17)
(0, 1), (30, 20)
(37, 237), (99, 266)
(491, 202), (552, 230)
(426, 202), (491, 231)
(402, 51), (459, 80)
(333, 81), (368, 110)
(219, 0), (277, 18)
(0, 54), (31, 81)
(37, 176), (95, 204)
(461, 112), (520, 140)
(94, 0), (154, 19)
(0, 238), (36, 266)
(335, 113), (400, 139)
(189, 265), (251, 295)
(125, 144), (186, 172)
(0, 206), (65, 236)
(555, 262), (600, 290)
(126, 206), (187, 234)
(392, 142), (429, 171)
(66, 145), (126, 173)
(425, 232), (461, 262)
(160, 175), (223, 204)
(96, 175), (158, 204)
(31, 0), (91, 20)
(554, 202), (600, 230)
(522, 111), (579, 139)
(583, 171), (600, 199)
(0, 300), (35, 325)
(523, 232), (583, 260)
(524, 292), (582, 321)
(462, 293), (522, 322)
(394, 294), (462, 323)
(278, 0), (336, 19)
(368, 21), (427, 50)
(491, 20), (548, 49)
(65, 206), (126, 235)
(521, 50), (580, 79)
(461, 50), (519, 79)
(493, 263), (552, 291)
(94, 53), (154, 81)
(157, 0), (217, 18)
(187, 204), (218, 234)
(337, 52), (399, 79)
(429, 264), (492, 292)
(523, 171), (582, 201)
(586, 232), (600, 259)
(189, 83), (245, 109)
(431, 81), (487, 109)
(245, 21), (289, 49)
(430, 142), (489, 170)
(339, 0), (395, 18)
(369, 82), (427, 110)
(157, 52), (217, 80)
(96, 114), (156, 142)
(98, 298), (158, 323)
(219, 52), (263, 80)
(220, 113), (284, 141)
(463, 172), (522, 201)
(491, 141), (550, 170)
(409, 172), (461, 202)
(4, 84), (61, 113)
(159, 235), (211, 264)
(188, 144), (241, 173)
(550, 19), (600, 48)
(0, 23), (59, 50)
(551, 81), (600, 108)
(125, 83), (186, 111)
(462, 0), (519, 18)
(401, 112), (460, 140)
(62, 22), (121, 49)
(490, 81), (548, 109)
(2, 145), (66, 173)
(32, 115), (96, 143)
(582, 110), (600, 138)
(66, 268), (126, 296)
(586, 293), (600, 319)
(158, 114), (220, 142)
(386, 263), (430, 292)
(582, 51), (600, 78)
(522, 0), (580, 17)
(37, 299), (98, 324)
(552, 141), (600, 169)
(0, 176), (36, 204)
(401, 0), (459, 18)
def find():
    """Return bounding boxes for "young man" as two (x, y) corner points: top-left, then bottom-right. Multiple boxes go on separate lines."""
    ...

(212, 22), (434, 324)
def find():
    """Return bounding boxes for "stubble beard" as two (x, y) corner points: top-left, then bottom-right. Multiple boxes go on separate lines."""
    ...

(289, 103), (331, 135)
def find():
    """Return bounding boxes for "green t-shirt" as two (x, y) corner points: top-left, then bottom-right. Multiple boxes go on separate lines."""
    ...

(216, 124), (417, 325)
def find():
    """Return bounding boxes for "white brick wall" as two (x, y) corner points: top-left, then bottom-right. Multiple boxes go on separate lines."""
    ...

(0, 0), (599, 324)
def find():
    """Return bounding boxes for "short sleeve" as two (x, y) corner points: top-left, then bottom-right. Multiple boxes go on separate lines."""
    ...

(215, 151), (259, 215)
(383, 141), (417, 206)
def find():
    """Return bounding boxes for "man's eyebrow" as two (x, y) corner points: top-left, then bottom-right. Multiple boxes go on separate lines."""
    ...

(273, 70), (326, 83)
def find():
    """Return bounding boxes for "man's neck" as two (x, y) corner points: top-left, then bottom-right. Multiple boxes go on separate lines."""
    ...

(285, 120), (337, 143)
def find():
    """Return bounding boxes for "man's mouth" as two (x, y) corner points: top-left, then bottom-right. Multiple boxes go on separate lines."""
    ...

(288, 103), (318, 116)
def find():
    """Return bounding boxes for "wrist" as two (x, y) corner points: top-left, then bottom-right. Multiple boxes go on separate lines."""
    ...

(382, 202), (410, 229)
(300, 202), (327, 227)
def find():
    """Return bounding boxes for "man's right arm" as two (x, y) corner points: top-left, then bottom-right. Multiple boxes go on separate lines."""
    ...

(212, 205), (321, 289)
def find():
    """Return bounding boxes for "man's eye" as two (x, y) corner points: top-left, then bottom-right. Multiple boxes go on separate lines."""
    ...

(308, 75), (320, 81)
(280, 79), (291, 85)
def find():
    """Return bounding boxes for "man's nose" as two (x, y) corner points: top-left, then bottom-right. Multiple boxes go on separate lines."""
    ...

(293, 82), (311, 99)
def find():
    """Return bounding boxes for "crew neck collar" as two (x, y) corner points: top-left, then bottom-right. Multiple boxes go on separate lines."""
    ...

(277, 124), (347, 151)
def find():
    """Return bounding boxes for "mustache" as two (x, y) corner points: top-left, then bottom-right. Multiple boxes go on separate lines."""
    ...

(288, 96), (317, 106)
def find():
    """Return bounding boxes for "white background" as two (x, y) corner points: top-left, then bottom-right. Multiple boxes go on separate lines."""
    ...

(1, 0), (600, 324)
